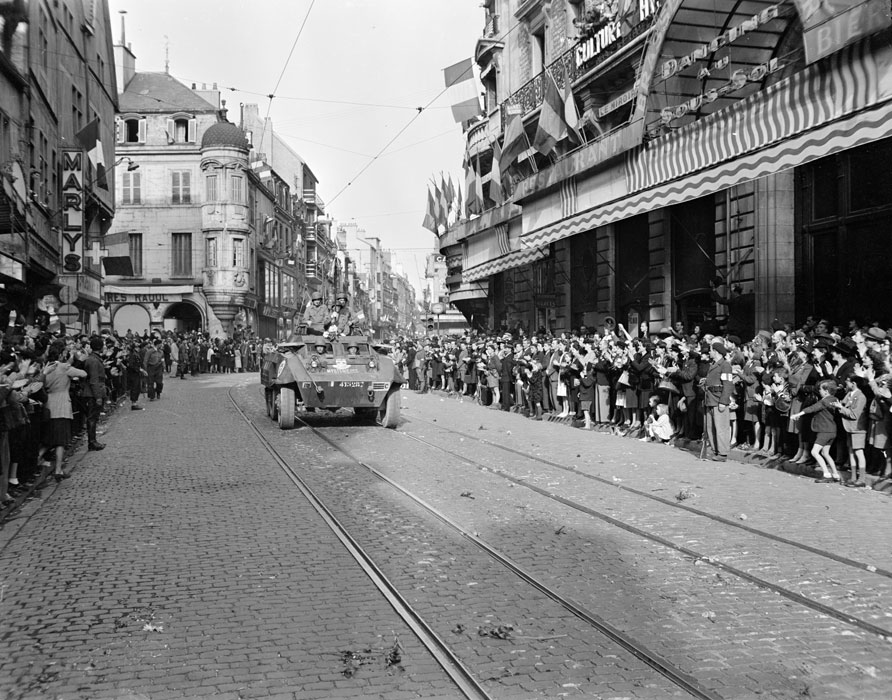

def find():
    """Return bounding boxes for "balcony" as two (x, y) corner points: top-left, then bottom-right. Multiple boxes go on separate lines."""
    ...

(302, 189), (316, 206)
(305, 261), (320, 280)
(483, 14), (499, 38)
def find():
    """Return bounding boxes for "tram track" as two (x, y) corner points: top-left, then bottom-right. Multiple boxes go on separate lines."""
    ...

(407, 414), (892, 580)
(229, 385), (722, 700)
(401, 414), (892, 641)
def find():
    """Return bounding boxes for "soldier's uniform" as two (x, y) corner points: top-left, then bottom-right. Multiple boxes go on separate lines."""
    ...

(704, 341), (735, 460)
(303, 296), (329, 335)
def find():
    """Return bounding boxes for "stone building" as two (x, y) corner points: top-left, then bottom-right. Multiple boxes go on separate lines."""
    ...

(442, 0), (892, 337)
(0, 0), (117, 333)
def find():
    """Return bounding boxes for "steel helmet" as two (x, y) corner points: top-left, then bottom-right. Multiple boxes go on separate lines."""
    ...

(311, 291), (323, 301)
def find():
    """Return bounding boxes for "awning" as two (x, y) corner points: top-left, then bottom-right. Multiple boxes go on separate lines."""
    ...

(523, 96), (892, 249)
(448, 279), (489, 302)
(463, 245), (549, 282)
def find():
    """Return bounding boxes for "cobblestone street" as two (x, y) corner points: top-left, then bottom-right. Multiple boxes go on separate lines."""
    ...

(1, 372), (890, 699)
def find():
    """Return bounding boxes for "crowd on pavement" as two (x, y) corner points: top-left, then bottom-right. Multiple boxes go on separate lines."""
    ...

(389, 316), (892, 489)
(0, 324), (271, 512)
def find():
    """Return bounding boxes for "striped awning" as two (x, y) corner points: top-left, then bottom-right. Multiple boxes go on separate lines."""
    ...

(463, 245), (549, 282)
(523, 95), (892, 250)
(629, 40), (881, 193)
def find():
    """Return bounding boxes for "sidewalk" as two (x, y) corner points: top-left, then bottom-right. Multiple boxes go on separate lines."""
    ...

(423, 387), (892, 495)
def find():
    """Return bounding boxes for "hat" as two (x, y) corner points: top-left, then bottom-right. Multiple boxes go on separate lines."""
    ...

(814, 333), (835, 349)
(658, 327), (673, 337)
(311, 291), (323, 301)
(711, 341), (728, 355)
(866, 327), (887, 341)
(797, 340), (814, 354)
(727, 335), (741, 347)
(832, 338), (858, 357)
(770, 318), (785, 332)
(756, 330), (772, 343)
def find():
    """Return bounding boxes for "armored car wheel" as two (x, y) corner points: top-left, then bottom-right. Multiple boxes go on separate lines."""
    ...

(278, 387), (295, 429)
(378, 389), (400, 429)
(265, 389), (275, 418)
(354, 407), (378, 423)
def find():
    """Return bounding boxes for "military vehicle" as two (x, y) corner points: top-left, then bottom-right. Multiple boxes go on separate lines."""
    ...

(260, 333), (403, 429)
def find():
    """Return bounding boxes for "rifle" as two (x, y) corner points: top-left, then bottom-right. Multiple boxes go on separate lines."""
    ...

(699, 406), (710, 460)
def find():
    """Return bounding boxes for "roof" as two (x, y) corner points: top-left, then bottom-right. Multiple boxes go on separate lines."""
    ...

(119, 72), (218, 113)
(201, 122), (249, 150)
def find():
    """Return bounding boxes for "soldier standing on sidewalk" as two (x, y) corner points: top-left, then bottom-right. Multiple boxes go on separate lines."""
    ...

(82, 337), (106, 451)
(703, 340), (734, 461)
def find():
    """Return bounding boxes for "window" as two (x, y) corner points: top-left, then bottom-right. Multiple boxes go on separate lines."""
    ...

(71, 86), (83, 134)
(205, 237), (217, 267)
(127, 233), (143, 276)
(120, 117), (146, 143)
(172, 232), (192, 276)
(166, 116), (197, 143)
(206, 174), (217, 202)
(171, 171), (191, 204)
(265, 262), (280, 305)
(121, 172), (141, 204)
(232, 238), (244, 268)
(230, 175), (244, 203)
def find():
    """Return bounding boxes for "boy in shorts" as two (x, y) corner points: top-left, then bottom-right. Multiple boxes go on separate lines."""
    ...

(791, 379), (841, 483)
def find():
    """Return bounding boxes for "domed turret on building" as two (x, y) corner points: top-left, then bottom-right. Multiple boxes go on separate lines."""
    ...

(201, 120), (249, 150)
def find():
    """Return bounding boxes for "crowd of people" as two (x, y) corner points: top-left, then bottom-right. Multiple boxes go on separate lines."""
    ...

(389, 317), (892, 488)
(0, 325), (276, 511)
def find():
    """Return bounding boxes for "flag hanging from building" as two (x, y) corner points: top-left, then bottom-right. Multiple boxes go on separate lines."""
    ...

(464, 156), (479, 218)
(76, 117), (107, 189)
(422, 188), (438, 233)
(500, 108), (530, 174)
(474, 156), (484, 212)
(445, 172), (455, 205)
(102, 256), (134, 276)
(490, 140), (504, 205)
(443, 57), (481, 123)
(533, 70), (568, 156)
(455, 180), (463, 220)
(564, 79), (583, 145)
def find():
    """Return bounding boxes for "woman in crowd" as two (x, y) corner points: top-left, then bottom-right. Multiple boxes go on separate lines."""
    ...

(38, 344), (87, 482)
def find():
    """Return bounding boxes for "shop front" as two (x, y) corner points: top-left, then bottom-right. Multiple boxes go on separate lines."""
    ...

(102, 285), (202, 336)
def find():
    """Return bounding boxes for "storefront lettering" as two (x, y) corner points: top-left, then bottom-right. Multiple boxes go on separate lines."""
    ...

(105, 293), (171, 304)
(61, 150), (84, 274)
(575, 0), (659, 70)
(660, 4), (782, 82)
(660, 58), (781, 124)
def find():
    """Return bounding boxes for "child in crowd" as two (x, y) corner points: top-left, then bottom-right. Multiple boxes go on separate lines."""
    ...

(835, 375), (868, 487)
(763, 367), (792, 458)
(642, 401), (674, 443)
(791, 379), (842, 483)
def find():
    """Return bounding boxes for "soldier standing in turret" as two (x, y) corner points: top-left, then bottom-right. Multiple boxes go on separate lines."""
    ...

(302, 291), (329, 335)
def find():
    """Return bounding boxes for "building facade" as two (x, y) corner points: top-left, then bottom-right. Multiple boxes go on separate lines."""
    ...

(1, 0), (117, 333)
(442, 0), (892, 338)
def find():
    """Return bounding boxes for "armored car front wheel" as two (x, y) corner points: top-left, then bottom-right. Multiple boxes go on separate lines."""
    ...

(278, 387), (295, 429)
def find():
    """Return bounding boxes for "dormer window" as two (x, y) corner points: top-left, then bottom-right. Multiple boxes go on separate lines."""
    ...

(166, 113), (197, 144)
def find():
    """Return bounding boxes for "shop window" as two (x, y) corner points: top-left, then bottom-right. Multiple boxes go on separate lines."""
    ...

(849, 140), (892, 212)
(811, 157), (838, 220)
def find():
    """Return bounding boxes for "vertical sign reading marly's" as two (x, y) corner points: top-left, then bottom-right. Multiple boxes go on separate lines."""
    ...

(61, 149), (84, 273)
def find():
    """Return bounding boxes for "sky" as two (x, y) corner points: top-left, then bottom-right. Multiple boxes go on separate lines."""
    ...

(106, 0), (483, 297)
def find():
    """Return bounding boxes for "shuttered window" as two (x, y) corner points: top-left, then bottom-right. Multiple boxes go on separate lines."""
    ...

(171, 171), (191, 204)
(172, 232), (192, 276)
(122, 172), (141, 204)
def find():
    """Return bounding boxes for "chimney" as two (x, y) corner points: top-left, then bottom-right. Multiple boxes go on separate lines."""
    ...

(114, 10), (136, 94)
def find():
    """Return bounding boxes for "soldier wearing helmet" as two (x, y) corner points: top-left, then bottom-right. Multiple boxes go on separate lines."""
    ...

(332, 292), (355, 335)
(302, 291), (329, 335)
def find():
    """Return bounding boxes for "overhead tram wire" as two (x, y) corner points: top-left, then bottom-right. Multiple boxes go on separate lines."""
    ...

(256, 0), (316, 157)
(325, 16), (525, 208)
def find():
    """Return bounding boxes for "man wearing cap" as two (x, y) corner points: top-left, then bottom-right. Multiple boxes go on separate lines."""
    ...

(81, 337), (107, 451)
(331, 293), (355, 335)
(303, 291), (329, 335)
(703, 340), (735, 461)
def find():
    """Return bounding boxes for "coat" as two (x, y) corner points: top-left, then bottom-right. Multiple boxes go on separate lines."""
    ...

(43, 362), (88, 419)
